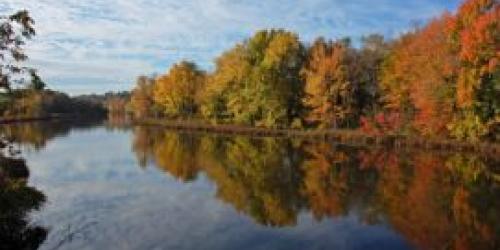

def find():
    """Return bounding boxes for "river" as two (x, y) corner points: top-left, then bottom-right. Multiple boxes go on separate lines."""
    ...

(0, 120), (498, 250)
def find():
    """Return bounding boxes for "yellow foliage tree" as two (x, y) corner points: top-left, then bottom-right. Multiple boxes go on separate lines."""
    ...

(302, 38), (357, 128)
(154, 61), (205, 118)
(130, 75), (156, 119)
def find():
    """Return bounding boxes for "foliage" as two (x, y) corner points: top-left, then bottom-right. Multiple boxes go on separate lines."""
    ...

(127, 0), (499, 141)
(301, 38), (357, 128)
(200, 45), (249, 123)
(0, 10), (106, 120)
(28, 70), (45, 91)
(448, 110), (488, 141)
(0, 10), (41, 91)
(360, 112), (404, 136)
(154, 61), (205, 118)
(375, 0), (499, 140)
(76, 91), (130, 117)
(1, 89), (107, 118)
(201, 29), (305, 128)
(354, 34), (390, 115)
(129, 75), (157, 119)
(379, 16), (457, 136)
(447, 0), (500, 140)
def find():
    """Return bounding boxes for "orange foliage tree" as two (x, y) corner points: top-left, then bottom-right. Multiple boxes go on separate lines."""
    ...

(379, 16), (457, 136)
(302, 38), (357, 128)
(447, 0), (500, 140)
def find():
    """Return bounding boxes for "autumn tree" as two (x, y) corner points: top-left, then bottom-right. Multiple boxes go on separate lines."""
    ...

(201, 29), (305, 128)
(130, 75), (156, 119)
(379, 16), (458, 136)
(106, 96), (129, 116)
(154, 61), (205, 118)
(447, 0), (500, 140)
(301, 38), (357, 128)
(377, 0), (499, 140)
(200, 45), (250, 123)
(255, 30), (305, 128)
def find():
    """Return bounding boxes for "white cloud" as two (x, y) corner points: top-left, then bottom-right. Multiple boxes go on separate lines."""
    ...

(1, 0), (460, 95)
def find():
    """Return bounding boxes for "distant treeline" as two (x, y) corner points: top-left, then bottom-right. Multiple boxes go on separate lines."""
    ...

(0, 89), (107, 120)
(77, 91), (130, 116)
(128, 0), (499, 142)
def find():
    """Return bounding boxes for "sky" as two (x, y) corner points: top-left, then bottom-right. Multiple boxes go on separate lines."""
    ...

(1, 0), (462, 95)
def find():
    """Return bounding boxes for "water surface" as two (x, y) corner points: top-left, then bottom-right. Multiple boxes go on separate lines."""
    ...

(1, 121), (498, 250)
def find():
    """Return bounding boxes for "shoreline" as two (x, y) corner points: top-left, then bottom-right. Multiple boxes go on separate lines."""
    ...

(0, 114), (106, 125)
(2, 116), (498, 157)
(135, 118), (500, 157)
(0, 116), (60, 124)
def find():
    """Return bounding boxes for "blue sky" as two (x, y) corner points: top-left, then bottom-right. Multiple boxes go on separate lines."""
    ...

(1, 0), (462, 95)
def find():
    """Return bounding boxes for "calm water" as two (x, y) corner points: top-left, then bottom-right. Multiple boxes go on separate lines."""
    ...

(0, 120), (499, 250)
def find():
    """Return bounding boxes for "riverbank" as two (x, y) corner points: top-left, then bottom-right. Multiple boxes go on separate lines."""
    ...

(0, 115), (64, 124)
(135, 118), (500, 157)
(0, 113), (107, 125)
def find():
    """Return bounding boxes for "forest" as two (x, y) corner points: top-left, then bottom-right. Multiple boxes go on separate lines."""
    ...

(128, 0), (499, 142)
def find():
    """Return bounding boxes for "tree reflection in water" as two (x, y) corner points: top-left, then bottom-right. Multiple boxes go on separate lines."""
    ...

(1, 122), (498, 250)
(0, 155), (47, 250)
(132, 127), (500, 250)
(0, 119), (104, 250)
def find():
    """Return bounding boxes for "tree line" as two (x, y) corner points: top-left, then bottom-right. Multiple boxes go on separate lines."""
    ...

(129, 0), (499, 142)
(0, 88), (109, 119)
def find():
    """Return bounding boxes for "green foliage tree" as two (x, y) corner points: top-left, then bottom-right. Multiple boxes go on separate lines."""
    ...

(0, 10), (40, 91)
(354, 34), (390, 115)
(28, 70), (45, 91)
(202, 29), (305, 128)
(200, 45), (250, 123)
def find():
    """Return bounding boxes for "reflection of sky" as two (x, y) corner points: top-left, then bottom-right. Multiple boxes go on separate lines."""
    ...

(1, 0), (461, 95)
(23, 127), (411, 250)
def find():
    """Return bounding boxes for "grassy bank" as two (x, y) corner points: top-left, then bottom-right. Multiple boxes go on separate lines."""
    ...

(135, 118), (500, 157)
